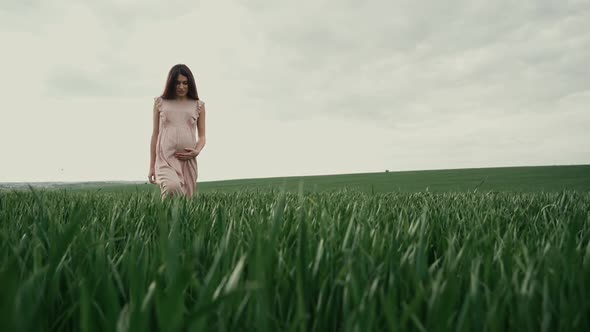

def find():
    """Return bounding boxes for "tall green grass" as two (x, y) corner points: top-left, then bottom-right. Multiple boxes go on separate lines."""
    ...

(1, 188), (589, 331)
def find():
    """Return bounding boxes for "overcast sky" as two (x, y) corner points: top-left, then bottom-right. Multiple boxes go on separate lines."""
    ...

(1, 0), (589, 183)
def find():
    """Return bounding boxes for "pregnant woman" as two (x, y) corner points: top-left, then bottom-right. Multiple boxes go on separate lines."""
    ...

(148, 64), (206, 199)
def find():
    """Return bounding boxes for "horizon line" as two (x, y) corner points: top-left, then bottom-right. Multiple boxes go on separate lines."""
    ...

(1, 163), (588, 185)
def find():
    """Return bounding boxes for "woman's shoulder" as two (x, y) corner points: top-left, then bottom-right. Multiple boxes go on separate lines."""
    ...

(153, 96), (164, 110)
(196, 99), (205, 113)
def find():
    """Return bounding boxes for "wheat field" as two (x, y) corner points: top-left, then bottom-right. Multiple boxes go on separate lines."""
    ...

(1, 186), (589, 331)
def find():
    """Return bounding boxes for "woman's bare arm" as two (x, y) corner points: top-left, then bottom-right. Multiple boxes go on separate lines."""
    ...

(150, 98), (161, 169)
(194, 102), (206, 154)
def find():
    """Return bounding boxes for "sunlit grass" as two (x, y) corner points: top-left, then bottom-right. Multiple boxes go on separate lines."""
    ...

(1, 188), (589, 331)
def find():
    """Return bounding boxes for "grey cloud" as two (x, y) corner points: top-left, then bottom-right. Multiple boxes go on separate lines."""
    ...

(3, 0), (202, 31)
(10, 0), (590, 124)
(45, 68), (118, 97)
(79, 0), (200, 30)
(44, 62), (148, 97)
(0, 0), (41, 13)
(233, 0), (590, 124)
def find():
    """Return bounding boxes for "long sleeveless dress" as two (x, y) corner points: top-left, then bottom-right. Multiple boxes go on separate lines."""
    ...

(154, 96), (205, 199)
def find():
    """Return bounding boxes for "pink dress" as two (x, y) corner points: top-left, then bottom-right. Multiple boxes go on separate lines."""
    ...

(154, 96), (205, 198)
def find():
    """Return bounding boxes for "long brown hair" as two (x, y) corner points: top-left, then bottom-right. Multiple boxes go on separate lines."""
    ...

(160, 64), (199, 100)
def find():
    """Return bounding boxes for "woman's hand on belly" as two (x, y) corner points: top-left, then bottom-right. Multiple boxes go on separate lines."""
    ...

(175, 147), (199, 161)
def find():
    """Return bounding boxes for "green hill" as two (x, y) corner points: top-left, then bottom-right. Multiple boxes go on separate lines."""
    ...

(55, 164), (590, 193)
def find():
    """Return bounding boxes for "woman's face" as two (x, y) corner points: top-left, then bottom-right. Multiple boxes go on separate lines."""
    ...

(175, 74), (189, 98)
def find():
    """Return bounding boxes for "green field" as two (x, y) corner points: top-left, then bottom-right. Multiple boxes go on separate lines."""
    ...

(1, 165), (589, 331)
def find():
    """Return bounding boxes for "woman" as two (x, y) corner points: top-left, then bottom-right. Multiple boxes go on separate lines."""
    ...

(148, 64), (206, 199)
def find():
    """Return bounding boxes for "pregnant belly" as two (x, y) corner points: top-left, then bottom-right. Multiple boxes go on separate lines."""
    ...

(160, 129), (196, 153)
